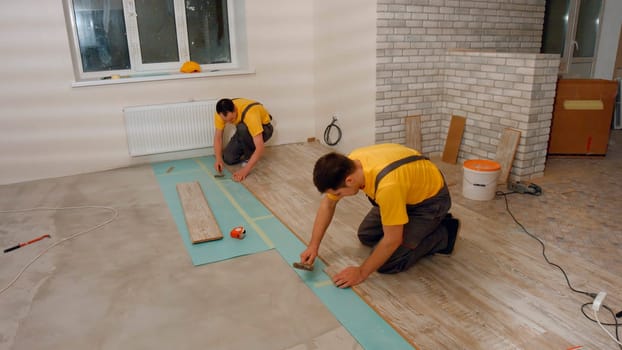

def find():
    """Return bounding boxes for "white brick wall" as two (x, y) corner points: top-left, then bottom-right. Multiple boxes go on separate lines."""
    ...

(376, 0), (560, 180)
(444, 50), (559, 180)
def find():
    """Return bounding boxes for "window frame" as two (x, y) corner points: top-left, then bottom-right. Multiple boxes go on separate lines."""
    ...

(64, 0), (244, 82)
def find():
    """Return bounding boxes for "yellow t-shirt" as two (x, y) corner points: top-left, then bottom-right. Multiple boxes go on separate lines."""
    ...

(213, 98), (271, 137)
(349, 143), (444, 226)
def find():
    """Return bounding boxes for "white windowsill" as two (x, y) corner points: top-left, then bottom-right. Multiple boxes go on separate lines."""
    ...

(71, 68), (256, 88)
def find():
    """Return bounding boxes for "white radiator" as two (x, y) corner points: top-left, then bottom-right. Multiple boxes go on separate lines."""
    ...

(123, 100), (216, 156)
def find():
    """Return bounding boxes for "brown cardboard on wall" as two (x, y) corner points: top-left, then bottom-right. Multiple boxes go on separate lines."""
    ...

(548, 79), (618, 156)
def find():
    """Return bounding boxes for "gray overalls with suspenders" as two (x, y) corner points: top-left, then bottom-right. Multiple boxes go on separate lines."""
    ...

(358, 154), (452, 274)
(222, 99), (274, 164)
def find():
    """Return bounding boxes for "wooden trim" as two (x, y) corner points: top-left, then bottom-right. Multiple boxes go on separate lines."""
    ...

(405, 115), (422, 151)
(442, 115), (466, 164)
(494, 128), (521, 184)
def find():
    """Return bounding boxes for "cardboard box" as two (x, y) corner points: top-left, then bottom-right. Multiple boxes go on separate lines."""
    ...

(548, 79), (618, 156)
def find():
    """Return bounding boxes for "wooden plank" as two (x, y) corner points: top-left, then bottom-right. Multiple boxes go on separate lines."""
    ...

(404, 115), (422, 151)
(176, 181), (223, 243)
(494, 128), (521, 184)
(441, 115), (466, 164)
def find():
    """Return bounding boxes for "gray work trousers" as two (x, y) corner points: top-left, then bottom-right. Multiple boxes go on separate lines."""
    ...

(357, 184), (451, 274)
(223, 122), (273, 165)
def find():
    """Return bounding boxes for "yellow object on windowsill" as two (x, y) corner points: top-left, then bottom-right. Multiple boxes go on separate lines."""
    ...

(180, 61), (202, 73)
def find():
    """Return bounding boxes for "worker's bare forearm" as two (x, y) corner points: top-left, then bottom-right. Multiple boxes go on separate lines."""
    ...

(244, 134), (264, 172)
(309, 196), (337, 248)
(214, 132), (224, 161)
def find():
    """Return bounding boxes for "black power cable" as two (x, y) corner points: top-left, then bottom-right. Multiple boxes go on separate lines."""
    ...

(495, 190), (622, 349)
(323, 116), (342, 146)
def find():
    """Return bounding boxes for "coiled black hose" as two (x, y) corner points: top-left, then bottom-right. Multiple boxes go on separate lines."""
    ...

(323, 117), (342, 146)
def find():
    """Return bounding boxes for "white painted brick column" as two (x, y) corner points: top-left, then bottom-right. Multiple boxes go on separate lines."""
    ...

(376, 0), (554, 179)
(443, 50), (559, 180)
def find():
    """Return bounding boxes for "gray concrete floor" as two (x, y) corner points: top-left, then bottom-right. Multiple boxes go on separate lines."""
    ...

(0, 165), (362, 350)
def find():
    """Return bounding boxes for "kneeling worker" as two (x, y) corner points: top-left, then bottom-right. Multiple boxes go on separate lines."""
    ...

(299, 143), (460, 288)
(213, 98), (274, 182)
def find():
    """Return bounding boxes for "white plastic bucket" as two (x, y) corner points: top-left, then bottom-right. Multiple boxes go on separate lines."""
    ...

(462, 159), (501, 201)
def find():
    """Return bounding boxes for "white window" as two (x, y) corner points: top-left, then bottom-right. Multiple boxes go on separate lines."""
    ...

(65, 0), (244, 81)
(541, 0), (604, 78)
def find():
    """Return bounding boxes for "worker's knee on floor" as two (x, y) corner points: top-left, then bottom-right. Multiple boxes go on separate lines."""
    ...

(377, 260), (409, 274)
(358, 238), (377, 247)
(223, 153), (240, 165)
(357, 232), (381, 247)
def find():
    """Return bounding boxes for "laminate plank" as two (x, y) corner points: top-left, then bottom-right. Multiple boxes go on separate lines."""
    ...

(442, 115), (466, 164)
(176, 181), (223, 243)
(494, 128), (521, 184)
(405, 115), (422, 152)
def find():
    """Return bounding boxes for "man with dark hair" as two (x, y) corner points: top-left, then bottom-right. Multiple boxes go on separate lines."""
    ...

(214, 98), (274, 181)
(300, 143), (459, 288)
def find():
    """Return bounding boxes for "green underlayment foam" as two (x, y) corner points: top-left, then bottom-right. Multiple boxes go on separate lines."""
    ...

(153, 156), (413, 349)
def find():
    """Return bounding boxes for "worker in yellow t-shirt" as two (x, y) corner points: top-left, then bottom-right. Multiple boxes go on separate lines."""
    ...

(299, 143), (460, 288)
(213, 98), (274, 182)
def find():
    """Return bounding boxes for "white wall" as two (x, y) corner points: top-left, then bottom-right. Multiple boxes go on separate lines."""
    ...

(0, 1), (318, 185)
(593, 0), (622, 79)
(313, 1), (377, 154)
(0, 1), (377, 185)
(4, 0), (615, 185)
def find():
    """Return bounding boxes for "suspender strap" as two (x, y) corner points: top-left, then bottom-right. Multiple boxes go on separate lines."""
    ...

(372, 154), (428, 199)
(240, 102), (261, 123)
(232, 99), (271, 123)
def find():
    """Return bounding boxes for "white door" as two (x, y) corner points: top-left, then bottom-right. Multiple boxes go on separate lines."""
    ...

(542, 0), (604, 78)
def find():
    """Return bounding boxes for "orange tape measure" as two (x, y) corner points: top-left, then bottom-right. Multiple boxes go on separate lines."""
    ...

(230, 226), (246, 239)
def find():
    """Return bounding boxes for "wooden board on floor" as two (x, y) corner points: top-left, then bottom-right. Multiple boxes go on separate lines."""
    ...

(176, 181), (223, 243)
(494, 128), (521, 184)
(441, 115), (466, 164)
(405, 115), (422, 151)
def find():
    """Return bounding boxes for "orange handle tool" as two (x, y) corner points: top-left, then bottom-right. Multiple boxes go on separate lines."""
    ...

(4, 234), (51, 253)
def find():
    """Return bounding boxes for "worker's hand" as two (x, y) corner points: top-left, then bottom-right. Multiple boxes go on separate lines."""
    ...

(333, 266), (365, 288)
(214, 160), (224, 173)
(300, 246), (318, 266)
(232, 168), (249, 182)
